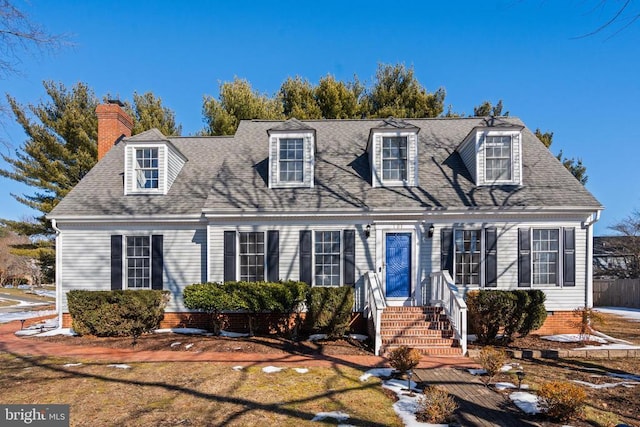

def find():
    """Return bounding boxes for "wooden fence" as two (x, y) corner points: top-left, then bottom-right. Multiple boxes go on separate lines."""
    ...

(593, 278), (640, 308)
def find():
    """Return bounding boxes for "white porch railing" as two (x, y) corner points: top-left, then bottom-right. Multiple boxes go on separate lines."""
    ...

(364, 271), (386, 356)
(430, 271), (468, 355)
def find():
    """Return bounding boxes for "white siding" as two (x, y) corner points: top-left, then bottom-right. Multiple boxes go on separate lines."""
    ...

(426, 219), (589, 311)
(166, 145), (186, 190)
(207, 222), (376, 311)
(58, 224), (206, 313)
(457, 133), (478, 183)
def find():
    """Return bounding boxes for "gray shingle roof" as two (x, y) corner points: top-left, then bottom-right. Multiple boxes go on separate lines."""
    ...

(49, 117), (601, 218)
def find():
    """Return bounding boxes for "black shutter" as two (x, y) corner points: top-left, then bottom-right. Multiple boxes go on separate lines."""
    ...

(224, 231), (236, 282)
(440, 228), (453, 275)
(299, 230), (312, 285)
(563, 228), (576, 287)
(267, 230), (279, 282)
(518, 228), (531, 287)
(111, 235), (123, 290)
(343, 229), (355, 285)
(151, 235), (163, 290)
(485, 227), (498, 287)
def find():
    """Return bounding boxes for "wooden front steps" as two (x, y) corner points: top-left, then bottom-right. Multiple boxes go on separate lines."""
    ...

(380, 306), (462, 356)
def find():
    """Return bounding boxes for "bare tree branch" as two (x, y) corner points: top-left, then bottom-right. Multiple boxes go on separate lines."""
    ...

(572, 0), (638, 39)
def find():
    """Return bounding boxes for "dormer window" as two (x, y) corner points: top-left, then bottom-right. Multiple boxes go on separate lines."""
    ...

(456, 123), (523, 187)
(135, 148), (159, 189)
(368, 118), (419, 188)
(485, 135), (512, 181)
(268, 119), (316, 189)
(382, 136), (408, 181)
(279, 138), (304, 183)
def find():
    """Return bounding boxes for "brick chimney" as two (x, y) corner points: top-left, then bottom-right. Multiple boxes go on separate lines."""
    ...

(96, 100), (134, 160)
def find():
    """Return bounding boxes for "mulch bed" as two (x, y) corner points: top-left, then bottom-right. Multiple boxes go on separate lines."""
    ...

(34, 332), (373, 356)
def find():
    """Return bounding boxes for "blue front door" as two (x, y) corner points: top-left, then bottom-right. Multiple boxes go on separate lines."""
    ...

(385, 233), (411, 298)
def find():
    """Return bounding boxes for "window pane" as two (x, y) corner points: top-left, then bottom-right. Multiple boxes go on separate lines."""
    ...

(532, 229), (559, 286)
(239, 232), (265, 282)
(125, 236), (151, 289)
(279, 138), (304, 182)
(382, 136), (407, 181)
(453, 229), (481, 286)
(135, 148), (159, 189)
(485, 136), (512, 181)
(315, 231), (341, 286)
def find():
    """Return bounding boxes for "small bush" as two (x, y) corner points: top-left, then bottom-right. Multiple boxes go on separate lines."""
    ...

(67, 290), (169, 342)
(416, 385), (458, 424)
(305, 286), (354, 338)
(537, 381), (586, 421)
(388, 346), (422, 373)
(475, 346), (507, 385)
(573, 306), (604, 341)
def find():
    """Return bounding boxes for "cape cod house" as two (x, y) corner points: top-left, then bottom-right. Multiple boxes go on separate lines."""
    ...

(48, 101), (602, 356)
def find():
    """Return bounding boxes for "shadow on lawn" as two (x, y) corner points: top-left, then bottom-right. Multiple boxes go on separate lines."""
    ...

(4, 352), (393, 426)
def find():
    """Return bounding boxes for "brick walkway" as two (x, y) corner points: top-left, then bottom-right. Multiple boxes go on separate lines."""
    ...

(414, 368), (538, 427)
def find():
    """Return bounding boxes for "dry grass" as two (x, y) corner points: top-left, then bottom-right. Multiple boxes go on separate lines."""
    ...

(596, 312), (640, 343)
(0, 354), (401, 426)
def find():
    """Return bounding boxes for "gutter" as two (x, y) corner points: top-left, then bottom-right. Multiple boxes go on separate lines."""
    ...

(51, 219), (62, 328)
(583, 210), (602, 308)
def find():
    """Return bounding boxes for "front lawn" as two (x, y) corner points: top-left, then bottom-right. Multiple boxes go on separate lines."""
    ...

(0, 354), (401, 426)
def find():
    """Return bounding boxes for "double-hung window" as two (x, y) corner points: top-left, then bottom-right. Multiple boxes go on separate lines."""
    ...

(382, 136), (408, 181)
(279, 138), (304, 183)
(454, 230), (481, 286)
(532, 229), (559, 286)
(485, 135), (512, 181)
(315, 231), (341, 286)
(126, 236), (151, 288)
(135, 148), (159, 189)
(239, 232), (264, 282)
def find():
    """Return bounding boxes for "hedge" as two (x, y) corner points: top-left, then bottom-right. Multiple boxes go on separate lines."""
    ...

(67, 290), (170, 341)
(183, 281), (309, 335)
(304, 286), (354, 338)
(466, 289), (547, 344)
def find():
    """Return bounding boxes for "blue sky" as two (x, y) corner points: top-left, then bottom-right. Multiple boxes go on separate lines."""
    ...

(1, 0), (639, 235)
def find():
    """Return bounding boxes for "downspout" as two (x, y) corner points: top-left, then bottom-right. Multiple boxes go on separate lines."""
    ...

(583, 210), (601, 308)
(51, 219), (63, 327)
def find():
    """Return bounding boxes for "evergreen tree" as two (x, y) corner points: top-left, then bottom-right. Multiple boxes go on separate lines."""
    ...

(279, 76), (321, 119)
(534, 129), (588, 185)
(127, 92), (182, 136)
(315, 74), (363, 119)
(365, 63), (445, 118)
(473, 99), (507, 117)
(202, 77), (283, 135)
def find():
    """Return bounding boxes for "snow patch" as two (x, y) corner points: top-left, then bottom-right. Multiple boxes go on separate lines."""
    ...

(542, 333), (607, 343)
(33, 290), (56, 298)
(184, 343), (194, 350)
(359, 368), (394, 382)
(308, 334), (328, 341)
(572, 380), (640, 389)
(467, 368), (486, 376)
(608, 372), (640, 381)
(220, 330), (250, 338)
(262, 366), (283, 373)
(107, 364), (131, 369)
(510, 391), (540, 415)
(37, 328), (76, 337)
(347, 334), (368, 341)
(63, 363), (83, 367)
(595, 307), (640, 321)
(576, 343), (640, 350)
(14, 329), (43, 336)
(170, 342), (182, 348)
(154, 327), (210, 335)
(495, 382), (529, 391)
(232, 366), (243, 371)
(311, 411), (350, 422)
(294, 368), (309, 374)
(0, 310), (56, 324)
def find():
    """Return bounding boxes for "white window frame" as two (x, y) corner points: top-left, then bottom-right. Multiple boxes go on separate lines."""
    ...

(453, 228), (483, 287)
(125, 235), (152, 289)
(278, 137), (305, 183)
(270, 131), (315, 188)
(484, 135), (512, 182)
(125, 143), (166, 195)
(238, 231), (265, 282)
(135, 147), (160, 190)
(314, 230), (342, 286)
(371, 130), (418, 188)
(531, 228), (561, 287)
(381, 136), (408, 182)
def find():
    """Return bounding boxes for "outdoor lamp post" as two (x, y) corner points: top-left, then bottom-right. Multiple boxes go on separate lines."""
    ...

(516, 370), (526, 390)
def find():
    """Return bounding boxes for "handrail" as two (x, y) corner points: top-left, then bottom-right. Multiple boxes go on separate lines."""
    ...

(430, 271), (468, 355)
(364, 271), (386, 356)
